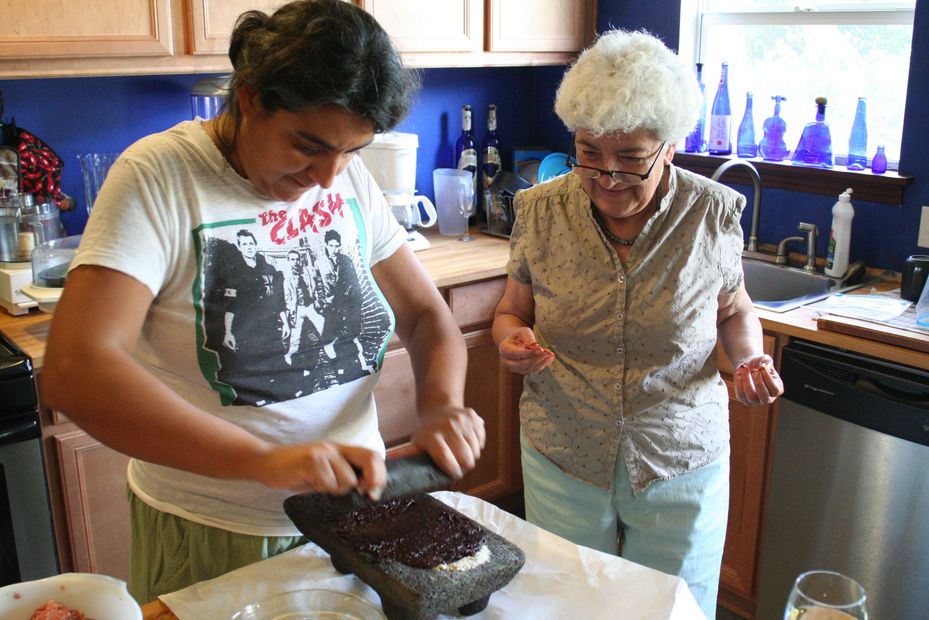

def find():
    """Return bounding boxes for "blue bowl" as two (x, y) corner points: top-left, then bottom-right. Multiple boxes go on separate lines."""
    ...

(537, 152), (572, 183)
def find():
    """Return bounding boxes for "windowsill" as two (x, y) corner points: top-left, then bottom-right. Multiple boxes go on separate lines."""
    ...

(673, 152), (913, 206)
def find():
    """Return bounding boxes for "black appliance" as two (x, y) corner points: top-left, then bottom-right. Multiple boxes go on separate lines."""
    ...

(756, 340), (929, 619)
(0, 330), (58, 586)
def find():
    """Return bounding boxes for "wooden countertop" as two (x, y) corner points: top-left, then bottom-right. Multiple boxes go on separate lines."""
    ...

(2, 231), (927, 369)
(4, 230), (927, 370)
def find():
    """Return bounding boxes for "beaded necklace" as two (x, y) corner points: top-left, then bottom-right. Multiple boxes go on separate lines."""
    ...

(590, 189), (662, 247)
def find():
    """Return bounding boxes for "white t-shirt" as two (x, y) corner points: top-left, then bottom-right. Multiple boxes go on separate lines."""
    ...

(72, 120), (406, 535)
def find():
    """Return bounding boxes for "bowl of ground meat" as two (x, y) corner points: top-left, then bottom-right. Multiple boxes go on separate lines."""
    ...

(0, 573), (142, 620)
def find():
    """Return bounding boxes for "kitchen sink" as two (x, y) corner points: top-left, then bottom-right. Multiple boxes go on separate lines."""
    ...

(741, 257), (869, 313)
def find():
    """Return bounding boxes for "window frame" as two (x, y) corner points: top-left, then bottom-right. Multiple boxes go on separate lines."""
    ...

(679, 1), (914, 168)
(674, 0), (915, 203)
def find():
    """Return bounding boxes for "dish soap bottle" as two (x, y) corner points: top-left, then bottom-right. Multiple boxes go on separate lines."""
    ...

(792, 96), (833, 168)
(759, 95), (788, 161)
(825, 188), (855, 277)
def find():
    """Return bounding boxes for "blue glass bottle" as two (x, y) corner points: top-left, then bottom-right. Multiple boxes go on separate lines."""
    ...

(792, 97), (833, 168)
(847, 97), (868, 171)
(759, 95), (789, 161)
(871, 145), (887, 174)
(685, 63), (708, 153)
(737, 92), (757, 158)
(708, 63), (732, 155)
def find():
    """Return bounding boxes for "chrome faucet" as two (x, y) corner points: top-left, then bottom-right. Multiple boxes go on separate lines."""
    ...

(798, 222), (818, 271)
(710, 159), (762, 252)
(776, 222), (818, 271)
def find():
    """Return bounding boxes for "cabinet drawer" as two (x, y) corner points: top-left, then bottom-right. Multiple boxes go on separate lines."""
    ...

(447, 278), (506, 330)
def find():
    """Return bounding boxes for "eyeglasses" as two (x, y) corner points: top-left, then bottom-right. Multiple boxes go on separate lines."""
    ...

(567, 141), (666, 186)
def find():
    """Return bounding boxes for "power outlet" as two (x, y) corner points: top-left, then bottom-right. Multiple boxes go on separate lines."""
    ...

(920, 206), (929, 248)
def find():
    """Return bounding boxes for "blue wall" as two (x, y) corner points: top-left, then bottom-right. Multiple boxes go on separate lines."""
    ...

(2, 0), (925, 271)
(0, 66), (569, 236)
(597, 0), (925, 272)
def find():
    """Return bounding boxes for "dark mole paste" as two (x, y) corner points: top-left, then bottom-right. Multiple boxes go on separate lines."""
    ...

(336, 497), (486, 569)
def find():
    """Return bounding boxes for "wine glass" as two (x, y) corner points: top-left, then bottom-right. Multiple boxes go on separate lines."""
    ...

(457, 183), (476, 241)
(784, 570), (868, 620)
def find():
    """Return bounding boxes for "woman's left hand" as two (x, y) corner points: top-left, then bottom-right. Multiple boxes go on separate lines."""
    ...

(411, 405), (486, 480)
(734, 354), (784, 406)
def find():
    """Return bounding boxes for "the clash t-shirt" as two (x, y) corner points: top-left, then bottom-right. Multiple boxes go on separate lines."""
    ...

(71, 120), (405, 535)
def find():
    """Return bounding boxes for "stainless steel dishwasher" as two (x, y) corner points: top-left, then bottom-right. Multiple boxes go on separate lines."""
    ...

(755, 340), (929, 619)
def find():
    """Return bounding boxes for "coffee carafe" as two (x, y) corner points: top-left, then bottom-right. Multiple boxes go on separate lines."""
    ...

(387, 193), (437, 231)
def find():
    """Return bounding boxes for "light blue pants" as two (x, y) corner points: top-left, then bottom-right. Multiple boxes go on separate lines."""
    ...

(521, 434), (729, 620)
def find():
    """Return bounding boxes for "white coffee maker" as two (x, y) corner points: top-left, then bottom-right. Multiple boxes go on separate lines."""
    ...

(359, 132), (436, 251)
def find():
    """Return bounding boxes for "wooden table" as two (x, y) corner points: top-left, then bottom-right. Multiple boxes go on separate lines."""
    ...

(141, 600), (176, 620)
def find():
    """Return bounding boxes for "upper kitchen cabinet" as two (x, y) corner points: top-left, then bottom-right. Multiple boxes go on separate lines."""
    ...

(0, 0), (280, 79)
(362, 0), (484, 54)
(360, 0), (597, 67)
(0, 0), (595, 78)
(186, 0), (289, 56)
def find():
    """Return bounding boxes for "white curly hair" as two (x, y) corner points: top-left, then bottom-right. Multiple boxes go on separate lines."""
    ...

(554, 29), (701, 143)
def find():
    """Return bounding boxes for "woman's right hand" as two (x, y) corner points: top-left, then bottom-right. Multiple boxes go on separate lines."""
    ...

(255, 442), (387, 501)
(498, 326), (555, 375)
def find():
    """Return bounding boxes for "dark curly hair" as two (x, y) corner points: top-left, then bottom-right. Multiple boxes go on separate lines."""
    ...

(224, 0), (419, 133)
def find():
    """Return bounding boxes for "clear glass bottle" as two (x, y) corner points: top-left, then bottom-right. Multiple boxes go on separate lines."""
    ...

(847, 97), (868, 171)
(759, 95), (789, 161)
(792, 97), (833, 168)
(685, 63), (708, 153)
(916, 274), (929, 327)
(737, 92), (757, 158)
(871, 145), (887, 174)
(481, 103), (501, 220)
(708, 62), (732, 155)
(455, 104), (478, 211)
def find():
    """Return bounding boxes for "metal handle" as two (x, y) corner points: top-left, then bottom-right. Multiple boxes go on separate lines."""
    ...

(0, 418), (39, 445)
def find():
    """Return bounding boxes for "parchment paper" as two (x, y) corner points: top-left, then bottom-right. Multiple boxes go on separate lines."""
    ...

(159, 491), (706, 619)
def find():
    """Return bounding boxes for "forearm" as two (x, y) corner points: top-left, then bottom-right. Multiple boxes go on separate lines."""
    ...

(41, 344), (270, 482)
(492, 312), (530, 347)
(717, 307), (766, 367)
(403, 306), (468, 410)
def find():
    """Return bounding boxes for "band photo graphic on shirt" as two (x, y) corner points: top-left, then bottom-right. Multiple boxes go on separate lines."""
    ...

(193, 196), (393, 407)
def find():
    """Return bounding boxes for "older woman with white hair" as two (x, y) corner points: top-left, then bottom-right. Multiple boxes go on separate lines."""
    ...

(492, 30), (783, 617)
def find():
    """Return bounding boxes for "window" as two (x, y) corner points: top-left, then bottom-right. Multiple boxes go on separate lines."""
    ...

(679, 0), (915, 168)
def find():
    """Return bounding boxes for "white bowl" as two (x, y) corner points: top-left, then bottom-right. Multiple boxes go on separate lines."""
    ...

(0, 573), (142, 620)
(230, 588), (384, 620)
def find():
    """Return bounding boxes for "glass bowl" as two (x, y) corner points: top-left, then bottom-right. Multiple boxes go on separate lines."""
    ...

(230, 589), (384, 620)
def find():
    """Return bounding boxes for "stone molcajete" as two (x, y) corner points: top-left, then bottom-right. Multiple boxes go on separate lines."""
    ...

(283, 454), (526, 620)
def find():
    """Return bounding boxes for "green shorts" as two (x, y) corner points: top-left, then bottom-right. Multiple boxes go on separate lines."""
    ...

(128, 488), (306, 604)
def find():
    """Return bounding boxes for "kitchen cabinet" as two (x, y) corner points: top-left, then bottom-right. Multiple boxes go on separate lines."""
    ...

(362, 0), (596, 67)
(374, 276), (523, 503)
(0, 0), (596, 78)
(50, 428), (132, 580)
(0, 0), (293, 79)
(717, 334), (783, 619)
(37, 396), (132, 579)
